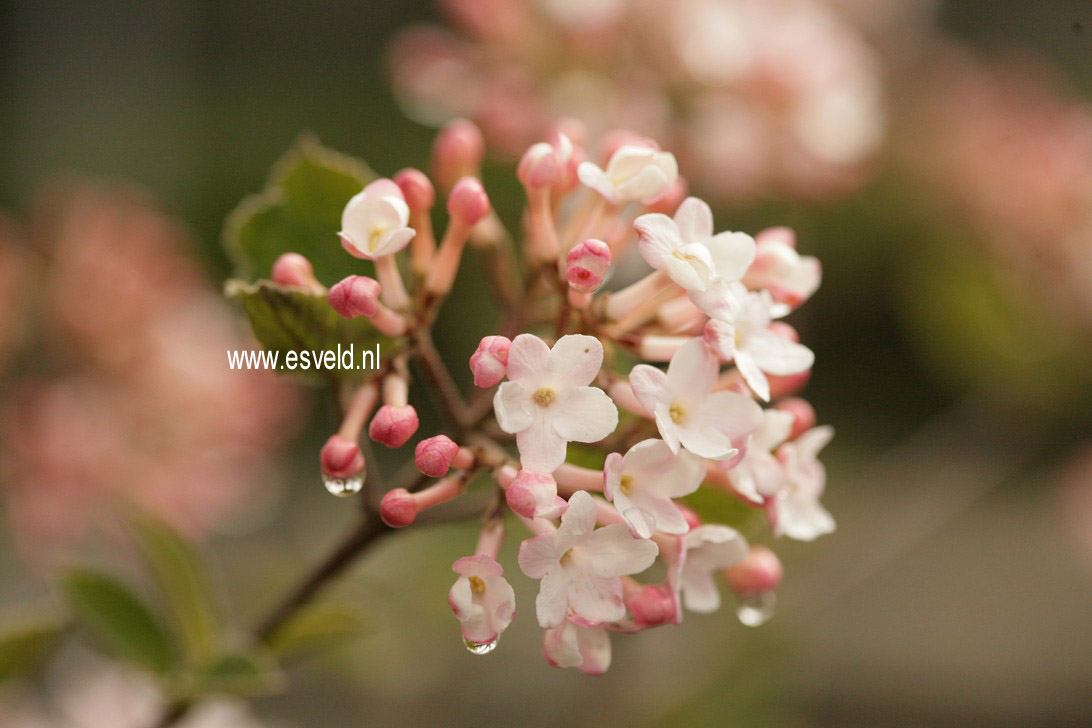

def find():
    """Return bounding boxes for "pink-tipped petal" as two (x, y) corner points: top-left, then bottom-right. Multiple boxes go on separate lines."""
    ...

(565, 239), (611, 293)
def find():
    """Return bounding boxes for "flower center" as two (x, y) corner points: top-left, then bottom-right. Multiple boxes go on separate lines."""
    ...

(533, 387), (556, 407)
(368, 224), (388, 251)
(468, 575), (486, 594)
(619, 474), (634, 496)
(560, 548), (575, 566)
(669, 402), (687, 423)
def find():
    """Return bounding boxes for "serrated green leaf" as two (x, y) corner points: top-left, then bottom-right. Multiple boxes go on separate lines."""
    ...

(224, 134), (376, 285)
(266, 603), (368, 660)
(0, 616), (65, 682)
(183, 650), (283, 698)
(130, 516), (219, 663)
(61, 569), (175, 675)
(225, 280), (399, 381)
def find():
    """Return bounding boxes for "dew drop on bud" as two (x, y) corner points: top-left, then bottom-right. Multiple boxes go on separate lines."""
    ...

(736, 590), (776, 627)
(463, 637), (498, 655)
(323, 473), (364, 497)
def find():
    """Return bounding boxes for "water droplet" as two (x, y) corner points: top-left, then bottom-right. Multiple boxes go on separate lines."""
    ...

(736, 590), (776, 627)
(463, 637), (498, 655)
(323, 473), (363, 497)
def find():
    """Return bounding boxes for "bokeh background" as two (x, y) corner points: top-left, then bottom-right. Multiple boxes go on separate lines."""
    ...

(1, 1), (1091, 726)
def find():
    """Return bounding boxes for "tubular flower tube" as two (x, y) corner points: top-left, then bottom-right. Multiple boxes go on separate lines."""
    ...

(296, 127), (836, 672)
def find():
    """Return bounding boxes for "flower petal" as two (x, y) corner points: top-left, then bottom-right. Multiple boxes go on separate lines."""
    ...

(567, 573), (626, 625)
(553, 387), (618, 443)
(666, 338), (719, 405)
(585, 524), (659, 577)
(547, 335), (604, 387)
(734, 350), (771, 402)
(494, 381), (533, 433)
(516, 416), (568, 473)
(559, 490), (598, 541)
(536, 569), (569, 628)
(628, 364), (670, 417)
(747, 333), (814, 376)
(705, 231), (756, 281)
(673, 197), (713, 242)
(518, 532), (558, 579)
(506, 334), (551, 383)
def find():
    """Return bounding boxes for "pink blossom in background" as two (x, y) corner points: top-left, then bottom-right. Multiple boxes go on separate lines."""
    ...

(0, 182), (301, 568)
(388, 0), (892, 202)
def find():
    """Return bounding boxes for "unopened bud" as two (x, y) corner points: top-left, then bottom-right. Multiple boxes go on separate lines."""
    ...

(394, 167), (435, 212)
(328, 275), (380, 319)
(447, 177), (491, 226)
(724, 545), (783, 595)
(271, 253), (321, 291)
(469, 335), (511, 388)
(518, 142), (563, 190)
(320, 434), (364, 478)
(415, 435), (460, 477)
(432, 118), (485, 191)
(368, 404), (419, 448)
(380, 487), (417, 527)
(626, 584), (677, 628)
(505, 470), (565, 519)
(565, 239), (611, 293)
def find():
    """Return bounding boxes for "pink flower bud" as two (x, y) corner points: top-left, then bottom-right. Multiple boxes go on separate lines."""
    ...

(599, 129), (655, 164)
(415, 435), (460, 477)
(368, 404), (419, 448)
(724, 546), (783, 596)
(271, 253), (319, 290)
(626, 584), (677, 628)
(505, 470), (565, 519)
(432, 118), (485, 191)
(320, 434), (364, 478)
(518, 142), (563, 189)
(469, 335), (511, 388)
(328, 275), (380, 318)
(394, 167), (435, 212)
(677, 503), (702, 531)
(565, 239), (611, 293)
(380, 487), (417, 527)
(447, 177), (491, 226)
(774, 397), (816, 441)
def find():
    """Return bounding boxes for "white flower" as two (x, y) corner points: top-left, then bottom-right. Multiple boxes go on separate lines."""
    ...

(772, 425), (835, 541)
(604, 438), (704, 538)
(703, 291), (814, 401)
(629, 338), (763, 460)
(494, 334), (618, 473)
(448, 555), (516, 646)
(338, 178), (415, 261)
(634, 196), (755, 292)
(744, 233), (821, 308)
(518, 491), (658, 628)
(578, 144), (678, 205)
(679, 525), (748, 613)
(541, 620), (612, 675)
(726, 408), (794, 504)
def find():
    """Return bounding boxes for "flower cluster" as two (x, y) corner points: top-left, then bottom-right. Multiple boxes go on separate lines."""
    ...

(387, 0), (886, 201)
(284, 119), (833, 672)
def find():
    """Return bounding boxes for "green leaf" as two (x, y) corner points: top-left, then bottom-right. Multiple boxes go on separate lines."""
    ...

(184, 650), (283, 698)
(130, 516), (219, 662)
(266, 603), (368, 660)
(0, 615), (65, 682)
(61, 568), (175, 675)
(225, 280), (399, 380)
(224, 134), (376, 285)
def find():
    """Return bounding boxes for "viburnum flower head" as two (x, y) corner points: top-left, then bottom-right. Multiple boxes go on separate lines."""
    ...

(518, 491), (658, 628)
(679, 525), (748, 613)
(448, 555), (516, 647)
(494, 334), (618, 473)
(703, 290), (814, 402)
(604, 439), (705, 538)
(772, 425), (836, 541)
(339, 178), (415, 260)
(635, 196), (755, 292)
(578, 143), (678, 205)
(629, 338), (763, 459)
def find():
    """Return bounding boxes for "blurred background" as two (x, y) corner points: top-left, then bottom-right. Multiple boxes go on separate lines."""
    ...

(1, 0), (1090, 726)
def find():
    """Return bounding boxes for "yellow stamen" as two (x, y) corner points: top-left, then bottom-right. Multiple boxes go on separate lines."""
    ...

(669, 402), (686, 423)
(468, 575), (486, 594)
(560, 548), (575, 566)
(533, 387), (556, 407)
(619, 474), (634, 496)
